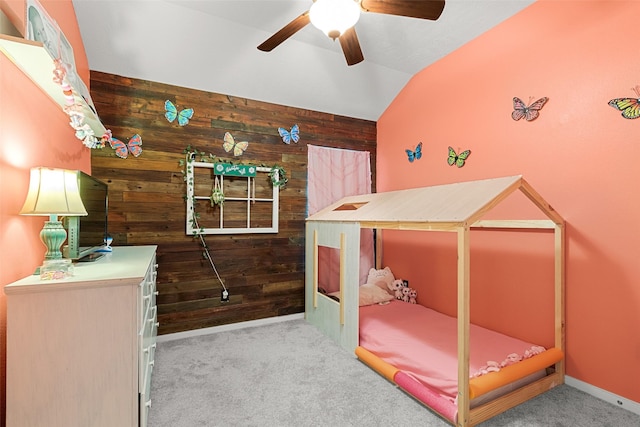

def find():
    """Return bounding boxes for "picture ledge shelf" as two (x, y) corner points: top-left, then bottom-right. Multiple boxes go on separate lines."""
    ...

(0, 26), (107, 137)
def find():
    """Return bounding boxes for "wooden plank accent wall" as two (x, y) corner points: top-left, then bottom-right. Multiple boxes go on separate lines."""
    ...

(89, 71), (376, 335)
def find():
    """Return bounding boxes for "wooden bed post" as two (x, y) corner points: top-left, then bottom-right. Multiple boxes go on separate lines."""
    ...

(339, 232), (346, 325)
(457, 226), (471, 427)
(555, 222), (566, 378)
(375, 228), (383, 269)
(313, 229), (318, 309)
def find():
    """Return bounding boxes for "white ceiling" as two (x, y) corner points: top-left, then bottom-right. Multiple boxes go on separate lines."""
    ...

(72, 0), (535, 121)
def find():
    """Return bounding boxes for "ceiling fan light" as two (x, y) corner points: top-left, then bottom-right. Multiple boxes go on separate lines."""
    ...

(309, 0), (361, 40)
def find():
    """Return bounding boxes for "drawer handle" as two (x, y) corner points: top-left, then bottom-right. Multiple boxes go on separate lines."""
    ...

(145, 399), (152, 408)
(150, 360), (155, 368)
(154, 291), (159, 296)
(144, 343), (157, 354)
(154, 264), (158, 269)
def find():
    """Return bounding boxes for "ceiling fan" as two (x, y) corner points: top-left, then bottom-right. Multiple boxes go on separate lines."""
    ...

(257, 0), (446, 66)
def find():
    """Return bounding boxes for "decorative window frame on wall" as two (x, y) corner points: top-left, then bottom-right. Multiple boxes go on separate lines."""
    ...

(186, 160), (279, 234)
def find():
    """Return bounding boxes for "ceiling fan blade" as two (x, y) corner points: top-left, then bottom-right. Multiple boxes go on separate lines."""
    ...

(360, 0), (445, 20)
(339, 27), (364, 66)
(257, 12), (311, 52)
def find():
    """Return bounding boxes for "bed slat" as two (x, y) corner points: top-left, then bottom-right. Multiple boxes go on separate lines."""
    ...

(468, 372), (564, 426)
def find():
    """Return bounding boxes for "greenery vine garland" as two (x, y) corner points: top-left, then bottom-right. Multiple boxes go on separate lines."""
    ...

(268, 165), (288, 188)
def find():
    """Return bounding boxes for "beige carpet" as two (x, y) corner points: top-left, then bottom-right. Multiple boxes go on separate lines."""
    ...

(148, 318), (639, 426)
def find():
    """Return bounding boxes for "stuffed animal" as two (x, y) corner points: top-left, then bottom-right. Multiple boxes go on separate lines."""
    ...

(389, 279), (404, 300)
(409, 288), (417, 304)
(401, 286), (412, 303)
(366, 267), (395, 295)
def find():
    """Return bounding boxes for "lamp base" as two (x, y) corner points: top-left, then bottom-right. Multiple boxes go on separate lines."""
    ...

(40, 218), (67, 260)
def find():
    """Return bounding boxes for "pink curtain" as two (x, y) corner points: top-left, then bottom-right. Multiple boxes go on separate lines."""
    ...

(308, 145), (373, 292)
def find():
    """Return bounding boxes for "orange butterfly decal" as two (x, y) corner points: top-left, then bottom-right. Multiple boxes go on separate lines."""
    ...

(608, 86), (640, 119)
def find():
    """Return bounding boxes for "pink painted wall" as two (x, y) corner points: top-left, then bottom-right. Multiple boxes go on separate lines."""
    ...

(377, 0), (640, 404)
(0, 1), (90, 423)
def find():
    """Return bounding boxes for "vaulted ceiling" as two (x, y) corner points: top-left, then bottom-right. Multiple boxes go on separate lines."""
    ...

(73, 0), (535, 121)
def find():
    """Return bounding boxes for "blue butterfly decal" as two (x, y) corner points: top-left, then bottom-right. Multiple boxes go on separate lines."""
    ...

(278, 124), (300, 144)
(406, 142), (423, 163)
(165, 100), (194, 126)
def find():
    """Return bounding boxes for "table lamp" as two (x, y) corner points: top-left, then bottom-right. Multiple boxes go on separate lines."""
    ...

(19, 167), (87, 262)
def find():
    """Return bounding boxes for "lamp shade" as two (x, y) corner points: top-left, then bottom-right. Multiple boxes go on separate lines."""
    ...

(309, 0), (361, 40)
(19, 168), (88, 216)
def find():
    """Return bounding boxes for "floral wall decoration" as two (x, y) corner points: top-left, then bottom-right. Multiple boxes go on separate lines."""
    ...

(511, 96), (549, 121)
(608, 85), (640, 119)
(53, 59), (111, 148)
(55, 57), (145, 158)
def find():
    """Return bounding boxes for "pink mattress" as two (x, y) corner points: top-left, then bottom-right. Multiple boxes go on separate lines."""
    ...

(359, 300), (543, 403)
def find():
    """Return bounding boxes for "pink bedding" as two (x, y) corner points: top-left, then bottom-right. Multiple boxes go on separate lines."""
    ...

(359, 300), (544, 403)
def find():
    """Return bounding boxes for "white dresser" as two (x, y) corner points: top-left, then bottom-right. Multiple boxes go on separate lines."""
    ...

(5, 246), (158, 427)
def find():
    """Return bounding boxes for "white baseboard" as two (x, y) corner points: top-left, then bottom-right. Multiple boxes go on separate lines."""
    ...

(566, 376), (640, 416)
(156, 313), (305, 343)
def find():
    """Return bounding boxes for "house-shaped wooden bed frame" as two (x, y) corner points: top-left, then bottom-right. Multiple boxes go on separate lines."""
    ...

(305, 175), (565, 426)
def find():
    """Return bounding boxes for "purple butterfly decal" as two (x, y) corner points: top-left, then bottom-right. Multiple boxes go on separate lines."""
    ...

(512, 97), (548, 121)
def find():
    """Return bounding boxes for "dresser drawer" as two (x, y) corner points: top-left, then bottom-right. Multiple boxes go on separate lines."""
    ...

(142, 340), (156, 395)
(139, 329), (156, 427)
(139, 391), (152, 427)
(137, 255), (158, 405)
(140, 288), (157, 329)
(139, 306), (158, 389)
(139, 261), (157, 322)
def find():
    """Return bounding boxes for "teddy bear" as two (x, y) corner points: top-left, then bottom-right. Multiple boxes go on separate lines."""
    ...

(389, 279), (404, 300)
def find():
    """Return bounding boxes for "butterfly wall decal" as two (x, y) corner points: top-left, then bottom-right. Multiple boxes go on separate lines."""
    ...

(406, 142), (423, 163)
(164, 100), (194, 126)
(278, 124), (300, 144)
(512, 96), (548, 121)
(109, 134), (142, 159)
(223, 132), (249, 156)
(608, 86), (640, 119)
(447, 146), (471, 168)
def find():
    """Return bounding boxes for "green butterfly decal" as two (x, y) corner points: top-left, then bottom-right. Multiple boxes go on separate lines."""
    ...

(447, 146), (471, 168)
